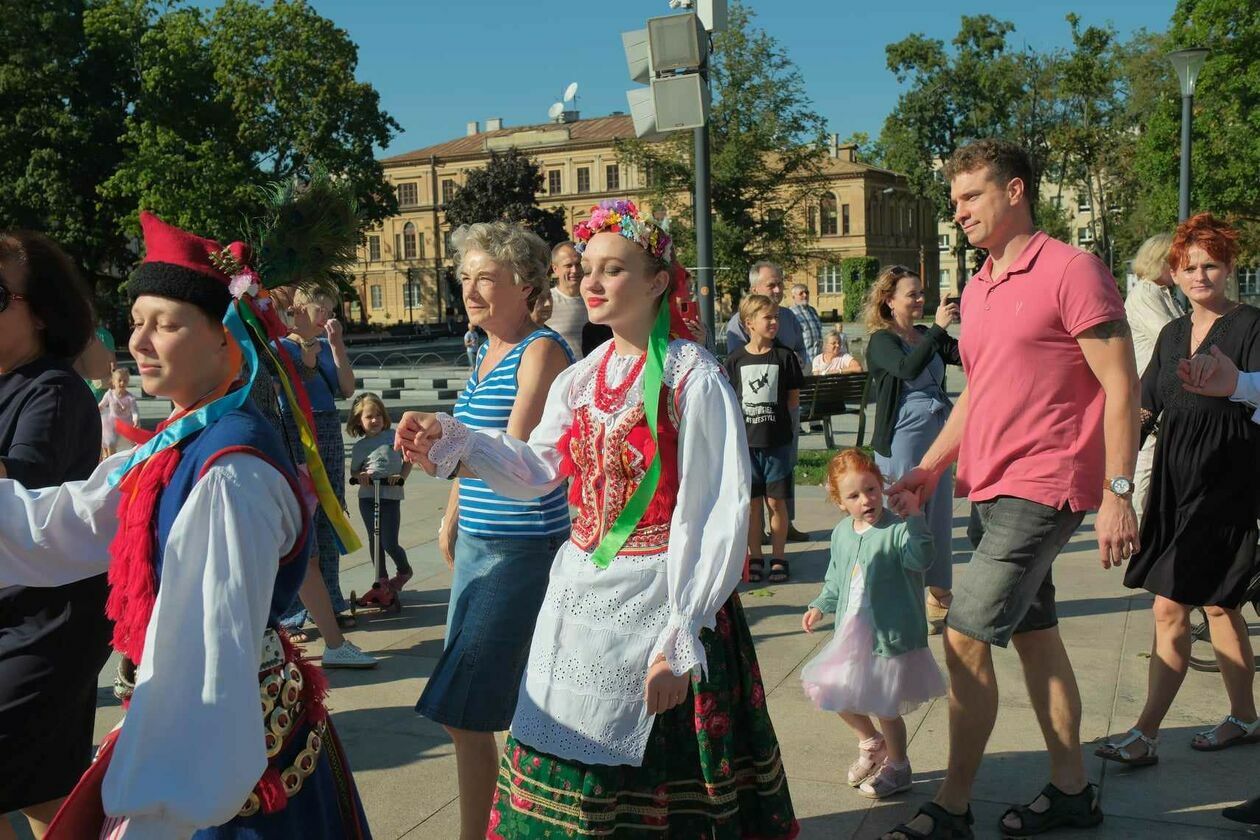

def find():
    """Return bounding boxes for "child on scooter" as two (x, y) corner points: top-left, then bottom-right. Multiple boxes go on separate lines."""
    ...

(348, 392), (412, 590)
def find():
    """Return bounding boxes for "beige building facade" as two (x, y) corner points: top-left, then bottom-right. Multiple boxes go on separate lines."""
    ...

(356, 114), (938, 326)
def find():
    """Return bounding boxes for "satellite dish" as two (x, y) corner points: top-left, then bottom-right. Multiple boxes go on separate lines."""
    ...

(564, 82), (579, 103)
(548, 102), (565, 120)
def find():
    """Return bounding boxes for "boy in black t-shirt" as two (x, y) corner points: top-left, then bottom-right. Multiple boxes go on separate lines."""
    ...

(725, 293), (802, 582)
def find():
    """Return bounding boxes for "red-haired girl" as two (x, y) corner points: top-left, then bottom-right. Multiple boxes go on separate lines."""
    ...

(801, 448), (945, 799)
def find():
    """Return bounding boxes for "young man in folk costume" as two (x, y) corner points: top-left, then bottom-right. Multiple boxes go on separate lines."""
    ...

(397, 200), (799, 838)
(0, 212), (371, 839)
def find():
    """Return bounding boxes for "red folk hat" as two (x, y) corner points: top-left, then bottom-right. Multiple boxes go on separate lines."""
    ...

(127, 212), (252, 320)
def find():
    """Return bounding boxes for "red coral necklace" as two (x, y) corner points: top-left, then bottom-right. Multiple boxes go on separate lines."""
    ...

(595, 346), (646, 413)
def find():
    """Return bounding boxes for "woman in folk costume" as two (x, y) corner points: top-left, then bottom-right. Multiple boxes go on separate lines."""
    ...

(396, 200), (799, 838)
(0, 212), (370, 839)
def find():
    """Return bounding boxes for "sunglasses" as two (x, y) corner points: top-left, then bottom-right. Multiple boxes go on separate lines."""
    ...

(0, 285), (28, 314)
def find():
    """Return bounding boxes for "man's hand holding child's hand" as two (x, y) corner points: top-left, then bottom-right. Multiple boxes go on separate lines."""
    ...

(886, 489), (923, 518)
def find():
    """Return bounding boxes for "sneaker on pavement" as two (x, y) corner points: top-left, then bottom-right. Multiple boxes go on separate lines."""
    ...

(322, 639), (377, 669)
(858, 760), (913, 799)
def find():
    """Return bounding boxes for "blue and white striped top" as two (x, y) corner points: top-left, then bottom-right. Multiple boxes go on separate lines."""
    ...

(455, 328), (573, 537)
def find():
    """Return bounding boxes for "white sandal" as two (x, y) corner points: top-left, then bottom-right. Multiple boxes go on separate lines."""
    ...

(847, 736), (886, 786)
(1094, 727), (1159, 766)
(1192, 715), (1260, 752)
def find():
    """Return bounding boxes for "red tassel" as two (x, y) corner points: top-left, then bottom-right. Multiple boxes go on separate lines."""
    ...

(279, 630), (330, 724)
(256, 767), (288, 814)
(106, 447), (182, 663)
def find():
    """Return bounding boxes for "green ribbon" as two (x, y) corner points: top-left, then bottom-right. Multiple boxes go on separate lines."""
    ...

(588, 299), (671, 570)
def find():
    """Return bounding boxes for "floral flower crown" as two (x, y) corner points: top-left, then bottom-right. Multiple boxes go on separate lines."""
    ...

(572, 199), (672, 264)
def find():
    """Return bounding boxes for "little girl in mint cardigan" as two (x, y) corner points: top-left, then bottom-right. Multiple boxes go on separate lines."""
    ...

(801, 448), (945, 799)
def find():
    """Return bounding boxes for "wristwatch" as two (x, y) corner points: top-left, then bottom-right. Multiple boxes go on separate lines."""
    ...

(1107, 476), (1134, 498)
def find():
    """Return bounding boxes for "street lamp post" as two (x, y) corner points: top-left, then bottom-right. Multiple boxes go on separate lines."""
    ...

(1167, 47), (1209, 222)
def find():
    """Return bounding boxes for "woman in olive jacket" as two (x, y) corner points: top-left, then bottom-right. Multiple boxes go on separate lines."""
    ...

(864, 266), (961, 632)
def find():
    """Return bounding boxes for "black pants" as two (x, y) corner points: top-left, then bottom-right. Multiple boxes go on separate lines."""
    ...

(358, 497), (411, 576)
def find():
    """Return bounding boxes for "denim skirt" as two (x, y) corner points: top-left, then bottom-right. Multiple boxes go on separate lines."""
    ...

(417, 529), (568, 731)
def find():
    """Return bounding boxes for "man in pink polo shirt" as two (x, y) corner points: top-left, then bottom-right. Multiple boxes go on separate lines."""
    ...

(883, 139), (1140, 840)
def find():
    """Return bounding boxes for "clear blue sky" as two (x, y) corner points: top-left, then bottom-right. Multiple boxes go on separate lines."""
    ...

(225, 1), (1177, 155)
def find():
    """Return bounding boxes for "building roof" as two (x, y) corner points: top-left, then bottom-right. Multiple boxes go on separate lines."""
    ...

(382, 114), (637, 165)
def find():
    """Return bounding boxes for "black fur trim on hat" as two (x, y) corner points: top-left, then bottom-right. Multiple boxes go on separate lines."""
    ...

(128, 262), (232, 321)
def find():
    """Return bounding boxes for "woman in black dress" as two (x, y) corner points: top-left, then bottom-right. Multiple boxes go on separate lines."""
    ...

(0, 232), (113, 835)
(1098, 213), (1260, 767)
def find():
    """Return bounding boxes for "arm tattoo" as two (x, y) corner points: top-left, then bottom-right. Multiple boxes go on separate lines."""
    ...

(1081, 319), (1131, 344)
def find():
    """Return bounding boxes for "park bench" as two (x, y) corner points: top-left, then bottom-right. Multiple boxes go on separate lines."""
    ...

(798, 372), (868, 449)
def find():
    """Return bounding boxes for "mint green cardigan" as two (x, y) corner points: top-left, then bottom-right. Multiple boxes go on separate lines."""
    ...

(808, 510), (935, 657)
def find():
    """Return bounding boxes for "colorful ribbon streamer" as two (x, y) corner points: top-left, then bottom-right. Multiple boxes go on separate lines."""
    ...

(587, 298), (670, 569)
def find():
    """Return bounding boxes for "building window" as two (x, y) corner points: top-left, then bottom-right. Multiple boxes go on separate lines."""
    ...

(368, 235), (380, 262)
(576, 167), (591, 193)
(1077, 226), (1094, 245)
(938, 233), (951, 250)
(403, 222), (418, 260)
(403, 281), (422, 309)
(605, 164), (620, 191)
(547, 170), (562, 195)
(1077, 196), (1091, 212)
(841, 204), (851, 236)
(441, 179), (456, 205)
(939, 268), (951, 290)
(1240, 267), (1260, 297)
(817, 264), (842, 295)
(396, 182), (417, 207)
(370, 285), (382, 309)
(807, 205), (817, 236)
(820, 194), (838, 236)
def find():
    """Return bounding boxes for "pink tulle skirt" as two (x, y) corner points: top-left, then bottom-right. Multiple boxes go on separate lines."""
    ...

(801, 612), (945, 719)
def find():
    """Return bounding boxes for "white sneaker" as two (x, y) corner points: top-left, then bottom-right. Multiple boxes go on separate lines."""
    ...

(321, 639), (377, 669)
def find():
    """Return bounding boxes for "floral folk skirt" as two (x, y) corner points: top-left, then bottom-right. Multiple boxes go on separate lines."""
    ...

(488, 594), (799, 839)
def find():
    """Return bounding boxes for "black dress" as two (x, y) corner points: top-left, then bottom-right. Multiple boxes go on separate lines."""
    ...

(0, 357), (113, 811)
(1125, 305), (1260, 608)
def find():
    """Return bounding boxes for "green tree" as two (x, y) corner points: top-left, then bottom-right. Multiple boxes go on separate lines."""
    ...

(879, 16), (1060, 284)
(616, 0), (827, 300)
(101, 0), (400, 244)
(0, 0), (143, 301)
(1131, 0), (1260, 259)
(442, 149), (567, 245)
(840, 257), (880, 321)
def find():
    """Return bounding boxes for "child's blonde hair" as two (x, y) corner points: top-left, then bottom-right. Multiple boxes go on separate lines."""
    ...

(824, 448), (884, 507)
(739, 293), (776, 327)
(346, 392), (390, 437)
(111, 368), (129, 385)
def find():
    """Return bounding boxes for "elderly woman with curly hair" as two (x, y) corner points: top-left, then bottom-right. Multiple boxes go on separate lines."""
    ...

(416, 222), (574, 840)
(1098, 213), (1260, 768)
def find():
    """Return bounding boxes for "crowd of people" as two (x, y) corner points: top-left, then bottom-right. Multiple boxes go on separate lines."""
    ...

(0, 135), (1256, 840)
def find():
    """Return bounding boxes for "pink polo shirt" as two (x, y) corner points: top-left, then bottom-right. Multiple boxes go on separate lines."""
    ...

(957, 232), (1125, 512)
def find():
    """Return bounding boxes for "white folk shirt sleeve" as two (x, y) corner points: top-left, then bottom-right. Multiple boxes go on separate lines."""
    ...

(1231, 370), (1260, 424)
(101, 453), (302, 840)
(0, 452), (128, 587)
(459, 364), (578, 500)
(651, 367), (751, 677)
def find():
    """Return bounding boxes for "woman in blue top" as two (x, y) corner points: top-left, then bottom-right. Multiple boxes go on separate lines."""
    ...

(863, 266), (961, 634)
(418, 221), (573, 840)
(277, 290), (358, 635)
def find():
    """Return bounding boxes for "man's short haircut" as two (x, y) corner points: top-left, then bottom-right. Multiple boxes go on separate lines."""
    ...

(944, 139), (1037, 207)
(748, 260), (783, 288)
(791, 283), (808, 296)
(551, 241), (578, 262)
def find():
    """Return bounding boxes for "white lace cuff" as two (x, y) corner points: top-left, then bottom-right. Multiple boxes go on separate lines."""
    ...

(428, 413), (472, 479)
(651, 615), (707, 679)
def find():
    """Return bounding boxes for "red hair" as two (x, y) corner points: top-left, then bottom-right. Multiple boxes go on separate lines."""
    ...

(824, 448), (883, 507)
(1169, 212), (1240, 271)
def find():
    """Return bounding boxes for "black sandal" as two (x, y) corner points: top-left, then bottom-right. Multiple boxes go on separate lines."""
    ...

(883, 802), (975, 839)
(747, 559), (764, 583)
(767, 559), (790, 583)
(999, 783), (1102, 837)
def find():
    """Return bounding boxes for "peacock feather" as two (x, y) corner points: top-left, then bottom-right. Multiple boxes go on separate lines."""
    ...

(246, 167), (363, 297)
